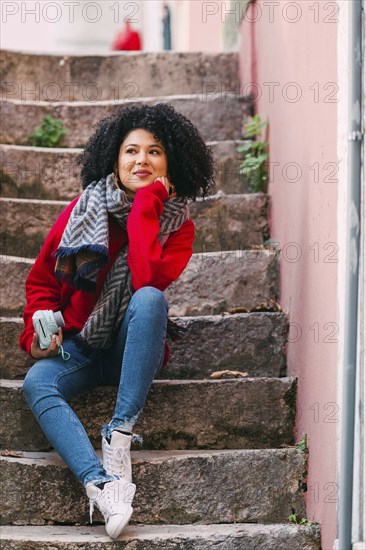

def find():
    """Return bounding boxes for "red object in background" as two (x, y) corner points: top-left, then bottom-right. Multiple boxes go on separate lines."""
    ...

(112, 20), (142, 51)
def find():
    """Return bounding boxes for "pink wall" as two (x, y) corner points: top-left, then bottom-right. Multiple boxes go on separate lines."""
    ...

(239, 2), (338, 548)
(187, 1), (224, 51)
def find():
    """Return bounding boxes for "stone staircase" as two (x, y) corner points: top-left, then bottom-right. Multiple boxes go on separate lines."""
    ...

(0, 50), (321, 549)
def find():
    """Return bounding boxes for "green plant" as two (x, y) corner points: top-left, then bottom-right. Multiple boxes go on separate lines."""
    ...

(236, 114), (269, 193)
(288, 514), (316, 526)
(297, 434), (308, 452)
(27, 115), (68, 147)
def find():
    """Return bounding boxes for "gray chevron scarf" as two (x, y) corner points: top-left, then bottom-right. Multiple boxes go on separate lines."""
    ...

(54, 173), (190, 351)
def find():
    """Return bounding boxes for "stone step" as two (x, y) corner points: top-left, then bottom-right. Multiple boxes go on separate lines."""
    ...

(0, 194), (269, 258)
(0, 141), (251, 200)
(1, 94), (249, 148)
(0, 523), (322, 549)
(0, 250), (278, 317)
(0, 312), (288, 380)
(0, 448), (307, 526)
(0, 377), (296, 452)
(1, 50), (240, 101)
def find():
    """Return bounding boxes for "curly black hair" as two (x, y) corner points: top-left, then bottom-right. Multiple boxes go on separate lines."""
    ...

(77, 103), (215, 201)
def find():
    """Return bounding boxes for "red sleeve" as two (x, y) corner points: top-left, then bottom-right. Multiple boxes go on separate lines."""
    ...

(19, 197), (80, 356)
(127, 181), (195, 291)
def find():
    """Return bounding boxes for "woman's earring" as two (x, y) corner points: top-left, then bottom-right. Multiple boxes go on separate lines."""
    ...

(114, 171), (122, 190)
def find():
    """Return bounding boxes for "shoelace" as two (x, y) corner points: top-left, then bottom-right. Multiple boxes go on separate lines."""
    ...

(89, 491), (112, 523)
(104, 446), (129, 478)
(89, 498), (96, 524)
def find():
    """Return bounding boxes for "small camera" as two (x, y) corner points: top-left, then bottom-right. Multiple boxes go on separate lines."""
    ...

(32, 310), (65, 350)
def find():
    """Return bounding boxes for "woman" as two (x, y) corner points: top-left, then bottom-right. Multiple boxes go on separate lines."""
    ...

(20, 103), (215, 539)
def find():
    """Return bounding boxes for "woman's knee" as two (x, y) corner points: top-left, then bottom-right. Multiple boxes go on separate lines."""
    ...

(23, 360), (57, 403)
(23, 363), (41, 403)
(131, 286), (168, 313)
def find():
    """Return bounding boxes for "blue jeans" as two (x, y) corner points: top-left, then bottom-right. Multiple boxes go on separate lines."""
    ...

(23, 287), (168, 486)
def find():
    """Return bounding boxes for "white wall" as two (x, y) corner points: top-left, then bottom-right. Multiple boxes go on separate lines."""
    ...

(0, 0), (144, 54)
(0, 0), (227, 54)
(141, 0), (164, 52)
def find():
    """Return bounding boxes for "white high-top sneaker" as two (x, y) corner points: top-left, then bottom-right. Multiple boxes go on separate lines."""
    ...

(86, 479), (136, 539)
(102, 431), (132, 482)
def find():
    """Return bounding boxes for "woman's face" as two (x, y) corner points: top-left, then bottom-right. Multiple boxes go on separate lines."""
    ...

(117, 128), (168, 198)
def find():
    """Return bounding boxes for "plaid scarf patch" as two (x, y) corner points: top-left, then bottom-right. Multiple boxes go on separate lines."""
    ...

(54, 174), (190, 350)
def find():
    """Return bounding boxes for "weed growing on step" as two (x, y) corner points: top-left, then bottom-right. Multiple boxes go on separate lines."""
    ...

(236, 114), (269, 193)
(287, 513), (317, 526)
(297, 434), (308, 452)
(27, 115), (68, 148)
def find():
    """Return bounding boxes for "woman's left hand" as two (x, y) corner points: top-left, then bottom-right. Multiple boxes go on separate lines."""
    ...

(155, 176), (176, 198)
(30, 327), (63, 359)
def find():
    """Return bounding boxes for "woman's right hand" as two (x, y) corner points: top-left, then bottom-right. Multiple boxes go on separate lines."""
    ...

(154, 176), (176, 198)
(30, 327), (63, 359)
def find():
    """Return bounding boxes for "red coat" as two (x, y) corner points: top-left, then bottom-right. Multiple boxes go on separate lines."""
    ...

(111, 22), (142, 51)
(19, 181), (195, 369)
